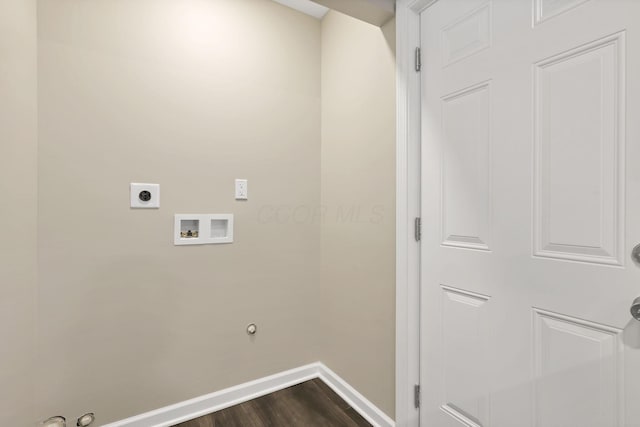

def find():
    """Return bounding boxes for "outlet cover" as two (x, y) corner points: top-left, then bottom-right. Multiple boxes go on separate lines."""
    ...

(130, 183), (160, 208)
(235, 179), (248, 200)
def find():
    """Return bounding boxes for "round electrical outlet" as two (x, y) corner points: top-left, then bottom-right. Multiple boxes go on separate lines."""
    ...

(43, 416), (66, 427)
(76, 413), (95, 427)
(138, 190), (152, 202)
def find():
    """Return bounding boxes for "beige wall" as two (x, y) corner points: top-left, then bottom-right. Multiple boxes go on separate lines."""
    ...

(320, 11), (396, 418)
(24, 2), (396, 425)
(0, 0), (38, 425)
(37, 0), (321, 424)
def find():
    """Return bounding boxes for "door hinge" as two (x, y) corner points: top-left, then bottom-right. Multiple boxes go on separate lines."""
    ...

(414, 217), (422, 242)
(414, 384), (421, 408)
(415, 47), (422, 72)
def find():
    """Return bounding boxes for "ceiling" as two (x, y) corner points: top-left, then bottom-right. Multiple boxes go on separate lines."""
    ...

(271, 0), (395, 26)
(271, 0), (329, 19)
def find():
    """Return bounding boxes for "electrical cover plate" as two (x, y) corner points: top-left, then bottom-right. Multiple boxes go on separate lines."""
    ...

(130, 183), (160, 208)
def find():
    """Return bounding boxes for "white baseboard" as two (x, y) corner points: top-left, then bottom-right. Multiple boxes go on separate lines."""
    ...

(102, 362), (395, 427)
(317, 364), (395, 427)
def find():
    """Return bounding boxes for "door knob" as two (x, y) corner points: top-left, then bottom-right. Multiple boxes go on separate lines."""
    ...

(632, 243), (640, 265)
(632, 297), (640, 321)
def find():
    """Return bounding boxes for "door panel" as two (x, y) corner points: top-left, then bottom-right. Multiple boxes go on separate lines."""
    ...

(534, 0), (591, 25)
(441, 3), (492, 66)
(534, 32), (625, 265)
(441, 286), (491, 426)
(419, 1), (640, 426)
(532, 308), (623, 427)
(441, 82), (492, 250)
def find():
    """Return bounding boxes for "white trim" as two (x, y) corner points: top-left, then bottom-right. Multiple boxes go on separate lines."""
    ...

(318, 365), (395, 427)
(396, 1), (425, 426)
(102, 362), (394, 427)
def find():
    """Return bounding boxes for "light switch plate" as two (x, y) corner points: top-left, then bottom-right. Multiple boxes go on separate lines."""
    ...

(130, 183), (160, 208)
(235, 179), (248, 200)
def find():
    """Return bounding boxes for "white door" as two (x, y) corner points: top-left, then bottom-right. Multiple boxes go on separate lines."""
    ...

(419, 1), (640, 426)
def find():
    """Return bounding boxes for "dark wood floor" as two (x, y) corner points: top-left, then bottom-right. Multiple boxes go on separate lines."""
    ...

(173, 379), (372, 427)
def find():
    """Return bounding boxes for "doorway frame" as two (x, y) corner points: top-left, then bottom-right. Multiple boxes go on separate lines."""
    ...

(395, 1), (436, 426)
